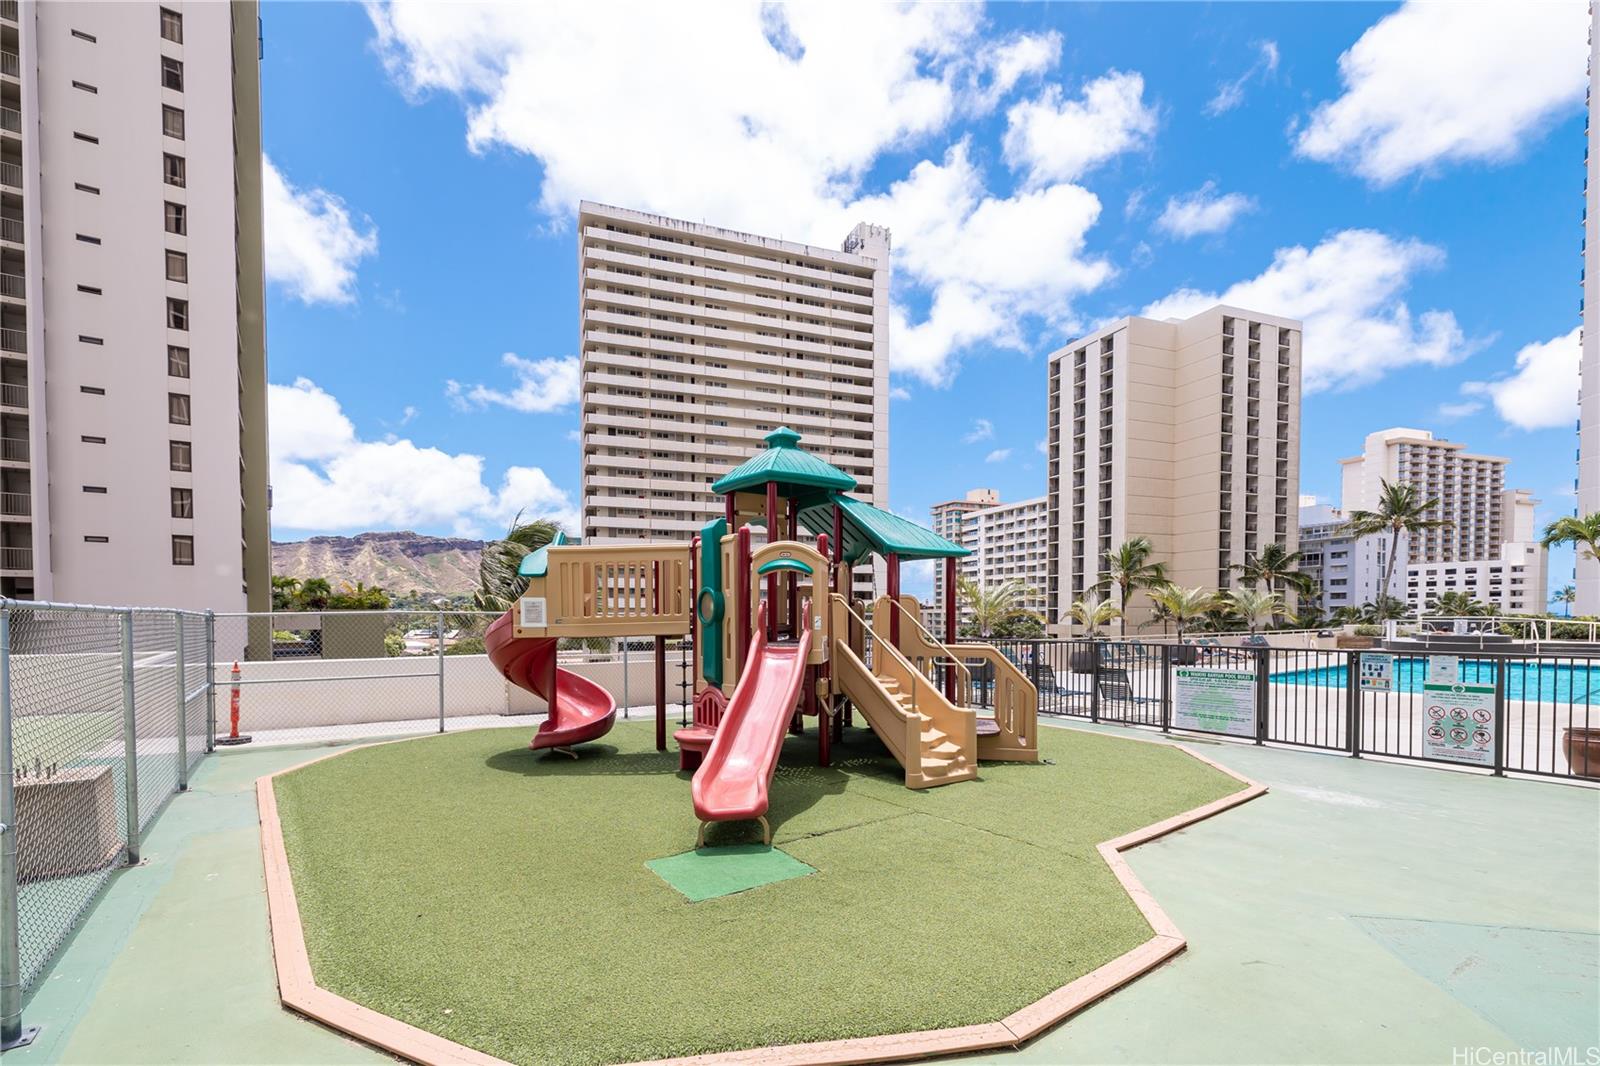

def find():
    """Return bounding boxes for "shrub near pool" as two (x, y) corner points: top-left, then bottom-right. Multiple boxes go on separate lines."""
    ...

(272, 721), (1240, 1066)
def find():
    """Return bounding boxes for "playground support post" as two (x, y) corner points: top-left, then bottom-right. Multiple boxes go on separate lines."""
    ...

(654, 636), (667, 752)
(886, 553), (900, 648)
(786, 500), (798, 639)
(765, 482), (779, 641)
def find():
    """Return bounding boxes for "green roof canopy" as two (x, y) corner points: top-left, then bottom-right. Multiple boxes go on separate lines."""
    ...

(711, 427), (858, 498)
(518, 530), (577, 578)
(795, 493), (969, 565)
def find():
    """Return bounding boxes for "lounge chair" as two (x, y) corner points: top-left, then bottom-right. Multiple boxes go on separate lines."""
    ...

(1096, 667), (1161, 714)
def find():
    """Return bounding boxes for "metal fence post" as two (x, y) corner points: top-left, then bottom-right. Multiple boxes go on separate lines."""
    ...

(120, 610), (140, 864)
(1346, 651), (1361, 758)
(1160, 643), (1172, 733)
(1088, 641), (1100, 724)
(173, 611), (188, 791)
(204, 610), (216, 753)
(1253, 646), (1268, 746)
(1, 605), (38, 1049)
(436, 607), (446, 734)
(1492, 660), (1507, 778)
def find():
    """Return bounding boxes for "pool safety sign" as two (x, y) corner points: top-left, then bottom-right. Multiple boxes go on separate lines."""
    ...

(1358, 653), (1394, 692)
(1421, 681), (1495, 766)
(1426, 654), (1460, 686)
(1173, 667), (1257, 737)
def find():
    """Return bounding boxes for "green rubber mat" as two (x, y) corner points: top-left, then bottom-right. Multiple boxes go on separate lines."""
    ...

(647, 844), (816, 902)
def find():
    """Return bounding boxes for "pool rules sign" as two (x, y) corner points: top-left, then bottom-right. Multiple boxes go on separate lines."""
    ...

(1421, 680), (1495, 766)
(1173, 667), (1257, 737)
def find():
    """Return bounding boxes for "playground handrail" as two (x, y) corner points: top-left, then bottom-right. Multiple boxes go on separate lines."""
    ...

(877, 595), (971, 706)
(857, 596), (979, 784)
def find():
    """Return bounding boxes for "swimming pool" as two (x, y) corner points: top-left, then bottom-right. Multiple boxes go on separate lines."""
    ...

(1272, 657), (1599, 704)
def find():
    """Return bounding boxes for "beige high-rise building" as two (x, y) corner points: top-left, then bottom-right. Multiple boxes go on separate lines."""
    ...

(958, 495), (1048, 624)
(577, 202), (890, 591)
(1579, 2), (1599, 615)
(929, 488), (996, 621)
(1, 0), (269, 611)
(1045, 306), (1303, 632)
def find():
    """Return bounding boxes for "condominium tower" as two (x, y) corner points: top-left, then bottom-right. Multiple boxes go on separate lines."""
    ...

(928, 488), (996, 621)
(1580, 2), (1599, 614)
(1045, 306), (1303, 632)
(577, 202), (890, 590)
(2, 1), (270, 611)
(958, 495), (1049, 623)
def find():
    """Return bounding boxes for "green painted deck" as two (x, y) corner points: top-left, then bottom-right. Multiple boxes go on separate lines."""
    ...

(11, 722), (1598, 1065)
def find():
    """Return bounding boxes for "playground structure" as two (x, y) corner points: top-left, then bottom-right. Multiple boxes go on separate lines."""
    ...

(487, 427), (1038, 843)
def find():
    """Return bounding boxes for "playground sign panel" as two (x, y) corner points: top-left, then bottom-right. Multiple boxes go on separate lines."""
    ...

(1421, 681), (1495, 766)
(1358, 653), (1394, 692)
(1173, 667), (1256, 737)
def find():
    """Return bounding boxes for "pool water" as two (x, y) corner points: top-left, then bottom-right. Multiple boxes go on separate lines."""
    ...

(1273, 658), (1599, 704)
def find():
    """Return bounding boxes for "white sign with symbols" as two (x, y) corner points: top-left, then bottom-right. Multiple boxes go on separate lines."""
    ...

(1421, 681), (1495, 766)
(1359, 653), (1394, 692)
(1426, 655), (1460, 686)
(1173, 667), (1257, 737)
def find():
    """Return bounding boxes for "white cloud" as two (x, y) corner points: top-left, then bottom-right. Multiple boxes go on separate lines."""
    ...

(447, 353), (580, 413)
(1035, 438), (1049, 456)
(889, 385), (912, 401)
(984, 448), (1011, 463)
(1461, 327), (1581, 431)
(1155, 182), (1256, 239)
(1436, 400), (1484, 420)
(1143, 229), (1478, 392)
(370, 5), (1131, 388)
(262, 157), (379, 305)
(269, 377), (578, 536)
(1294, 1), (1587, 185)
(963, 418), (994, 443)
(900, 557), (936, 599)
(1205, 40), (1279, 117)
(1001, 71), (1157, 186)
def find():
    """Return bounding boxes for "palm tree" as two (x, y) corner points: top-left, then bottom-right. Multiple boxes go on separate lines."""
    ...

(1344, 479), (1449, 601)
(271, 575), (301, 611)
(1551, 585), (1577, 618)
(1232, 543), (1315, 596)
(1227, 588), (1284, 634)
(1428, 590), (1490, 617)
(957, 577), (1043, 639)
(1542, 514), (1600, 569)
(1069, 592), (1121, 638)
(1146, 585), (1218, 642)
(473, 514), (561, 613)
(1095, 537), (1167, 637)
(1360, 595), (1408, 622)
(297, 578), (333, 610)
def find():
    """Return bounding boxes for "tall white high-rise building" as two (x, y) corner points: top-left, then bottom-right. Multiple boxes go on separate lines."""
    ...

(1045, 305), (1303, 632)
(958, 495), (1048, 624)
(929, 488), (996, 621)
(577, 202), (889, 594)
(1, 0), (270, 611)
(1579, 2), (1599, 614)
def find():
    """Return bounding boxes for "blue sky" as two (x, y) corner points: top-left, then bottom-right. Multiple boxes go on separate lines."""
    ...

(260, 1), (1589, 598)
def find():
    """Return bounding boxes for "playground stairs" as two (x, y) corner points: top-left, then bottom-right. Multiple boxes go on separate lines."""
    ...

(833, 639), (978, 790)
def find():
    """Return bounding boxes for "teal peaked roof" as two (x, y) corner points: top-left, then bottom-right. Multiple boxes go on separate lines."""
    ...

(796, 493), (969, 564)
(711, 427), (858, 497)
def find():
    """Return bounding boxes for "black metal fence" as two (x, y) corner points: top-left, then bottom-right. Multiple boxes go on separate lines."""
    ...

(969, 639), (1599, 782)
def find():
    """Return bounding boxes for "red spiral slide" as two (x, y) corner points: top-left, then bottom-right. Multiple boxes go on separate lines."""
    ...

(485, 610), (617, 752)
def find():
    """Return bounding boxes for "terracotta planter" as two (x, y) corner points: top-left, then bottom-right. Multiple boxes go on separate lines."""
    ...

(1335, 634), (1376, 650)
(1562, 727), (1600, 779)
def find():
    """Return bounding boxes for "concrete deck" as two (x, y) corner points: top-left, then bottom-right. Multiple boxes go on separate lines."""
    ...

(12, 722), (1598, 1065)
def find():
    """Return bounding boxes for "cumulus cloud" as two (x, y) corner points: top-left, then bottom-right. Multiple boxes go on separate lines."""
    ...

(963, 418), (994, 443)
(262, 157), (379, 305)
(447, 353), (580, 413)
(369, 4), (1137, 386)
(985, 448), (1011, 463)
(1142, 229), (1479, 392)
(1205, 40), (1279, 117)
(269, 378), (578, 535)
(1294, 1), (1587, 185)
(1154, 182), (1256, 239)
(1461, 327), (1581, 431)
(1001, 71), (1157, 186)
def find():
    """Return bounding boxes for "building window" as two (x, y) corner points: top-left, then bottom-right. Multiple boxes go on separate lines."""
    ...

(80, 385), (105, 395)
(78, 284), (102, 295)
(73, 132), (99, 144)
(161, 55), (184, 91)
(71, 28), (96, 42)
(159, 7), (182, 43)
(167, 392), (190, 425)
(81, 435), (105, 444)
(167, 345), (189, 377)
(71, 80), (97, 93)
(169, 439), (191, 471)
(161, 105), (184, 140)
(166, 297), (188, 330)
(82, 485), (107, 494)
(165, 249), (187, 282)
(75, 182), (101, 195)
(84, 535), (109, 544)
(164, 201), (186, 235)
(78, 335), (104, 345)
(171, 535), (194, 566)
(76, 233), (101, 245)
(171, 487), (193, 519)
(163, 153), (185, 187)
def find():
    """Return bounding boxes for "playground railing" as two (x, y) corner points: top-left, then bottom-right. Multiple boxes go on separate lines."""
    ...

(525, 544), (691, 637)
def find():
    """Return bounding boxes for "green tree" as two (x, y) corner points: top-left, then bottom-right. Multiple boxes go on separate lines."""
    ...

(1551, 585), (1577, 617)
(1094, 537), (1167, 637)
(1359, 595), (1408, 622)
(1227, 588), (1284, 634)
(1146, 585), (1218, 642)
(296, 578), (333, 611)
(957, 577), (1044, 639)
(1232, 542), (1315, 596)
(473, 515), (562, 613)
(1427, 590), (1490, 616)
(1542, 514), (1600, 571)
(1344, 480), (1449, 601)
(271, 575), (301, 611)
(1068, 592), (1121, 638)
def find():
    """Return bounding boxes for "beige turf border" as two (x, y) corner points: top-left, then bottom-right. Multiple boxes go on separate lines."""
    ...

(257, 730), (1266, 1066)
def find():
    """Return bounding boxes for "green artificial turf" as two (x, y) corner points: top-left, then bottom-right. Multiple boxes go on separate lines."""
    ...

(273, 721), (1241, 1066)
(647, 844), (816, 901)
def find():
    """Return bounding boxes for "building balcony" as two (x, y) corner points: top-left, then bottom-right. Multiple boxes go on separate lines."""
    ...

(0, 490), (26, 516)
(0, 217), (19, 245)
(0, 381), (24, 409)
(0, 436), (26, 462)
(0, 327), (22, 354)
(0, 545), (30, 572)
(0, 51), (16, 80)
(0, 160), (19, 191)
